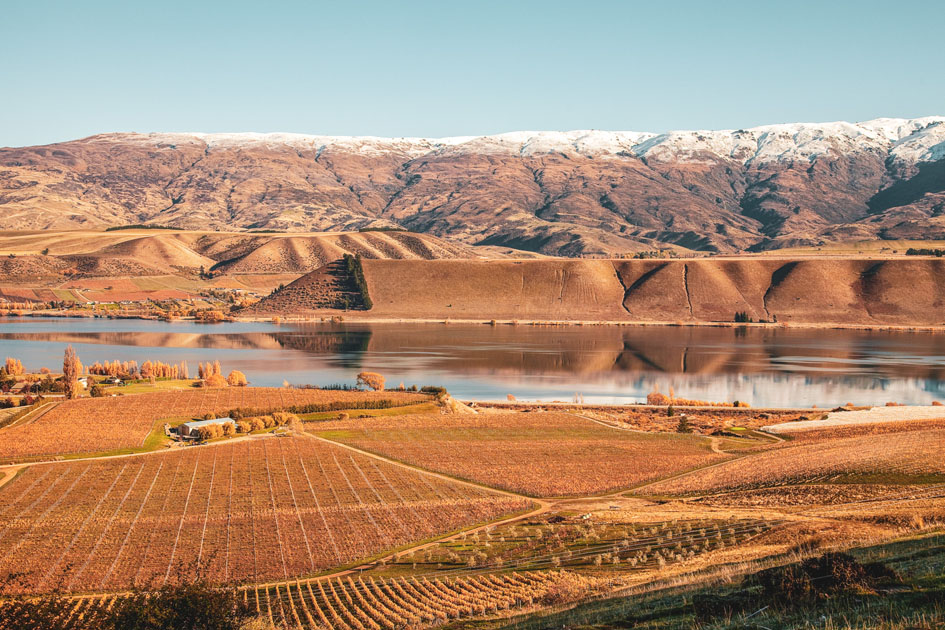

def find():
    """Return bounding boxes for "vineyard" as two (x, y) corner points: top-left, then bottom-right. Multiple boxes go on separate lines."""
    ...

(0, 436), (529, 593)
(0, 571), (597, 630)
(0, 387), (425, 462)
(640, 428), (945, 496)
(250, 571), (595, 630)
(314, 412), (728, 496)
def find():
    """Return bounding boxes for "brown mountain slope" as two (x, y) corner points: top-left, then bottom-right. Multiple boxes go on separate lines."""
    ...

(252, 257), (945, 326)
(2, 120), (943, 256)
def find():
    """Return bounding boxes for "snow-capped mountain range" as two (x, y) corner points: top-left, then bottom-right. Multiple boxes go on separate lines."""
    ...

(109, 116), (945, 164)
(1, 117), (943, 255)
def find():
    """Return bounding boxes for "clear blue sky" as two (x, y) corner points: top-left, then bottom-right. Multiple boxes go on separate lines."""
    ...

(1, 0), (941, 147)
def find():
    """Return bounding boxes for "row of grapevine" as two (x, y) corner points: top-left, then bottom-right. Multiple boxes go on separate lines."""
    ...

(312, 411), (728, 497)
(259, 571), (577, 630)
(0, 436), (530, 593)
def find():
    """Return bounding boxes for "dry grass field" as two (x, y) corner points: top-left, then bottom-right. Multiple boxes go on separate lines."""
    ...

(0, 388), (425, 462)
(313, 412), (730, 497)
(0, 436), (529, 593)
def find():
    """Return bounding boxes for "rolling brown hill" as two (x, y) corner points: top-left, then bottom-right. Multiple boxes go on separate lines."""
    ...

(2, 118), (944, 256)
(0, 229), (494, 286)
(251, 257), (945, 326)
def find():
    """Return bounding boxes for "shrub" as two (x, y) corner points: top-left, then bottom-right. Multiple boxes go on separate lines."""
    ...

(753, 552), (899, 602)
(89, 383), (106, 397)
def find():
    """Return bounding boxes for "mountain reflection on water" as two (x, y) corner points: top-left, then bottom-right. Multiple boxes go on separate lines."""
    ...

(1, 318), (943, 407)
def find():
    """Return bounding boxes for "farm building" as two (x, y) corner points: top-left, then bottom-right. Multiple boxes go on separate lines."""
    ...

(178, 417), (234, 439)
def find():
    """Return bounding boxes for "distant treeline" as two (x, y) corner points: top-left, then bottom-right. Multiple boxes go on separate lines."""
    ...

(105, 224), (182, 232)
(358, 227), (411, 233)
(906, 248), (945, 257)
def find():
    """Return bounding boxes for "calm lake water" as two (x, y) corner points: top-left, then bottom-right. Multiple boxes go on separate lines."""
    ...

(1, 317), (944, 407)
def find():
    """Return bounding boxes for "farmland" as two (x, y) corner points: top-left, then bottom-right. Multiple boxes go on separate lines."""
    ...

(0, 388), (426, 462)
(639, 427), (945, 496)
(312, 412), (732, 497)
(0, 436), (530, 594)
(1, 384), (944, 629)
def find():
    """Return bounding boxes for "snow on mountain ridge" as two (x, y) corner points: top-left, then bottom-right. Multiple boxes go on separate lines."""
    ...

(88, 117), (945, 165)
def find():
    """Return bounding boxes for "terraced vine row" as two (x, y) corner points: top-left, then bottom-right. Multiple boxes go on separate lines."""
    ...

(0, 572), (579, 630)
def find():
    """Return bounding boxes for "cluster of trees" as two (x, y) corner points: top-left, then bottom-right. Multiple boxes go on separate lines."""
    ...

(343, 253), (373, 309)
(192, 411), (300, 441)
(906, 248), (945, 257)
(234, 411), (299, 434)
(87, 360), (141, 378)
(197, 361), (226, 387)
(195, 421), (236, 440)
(1, 357), (24, 377)
(194, 309), (228, 322)
(734, 311), (754, 323)
(196, 361), (248, 388)
(87, 359), (191, 380)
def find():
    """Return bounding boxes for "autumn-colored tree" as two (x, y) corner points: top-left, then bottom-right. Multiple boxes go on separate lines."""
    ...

(2, 357), (24, 377)
(226, 370), (248, 387)
(356, 371), (385, 391)
(62, 345), (82, 400)
(180, 360), (189, 380)
(203, 373), (227, 388)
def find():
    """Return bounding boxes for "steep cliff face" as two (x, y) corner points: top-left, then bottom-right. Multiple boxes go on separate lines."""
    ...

(254, 257), (945, 326)
(2, 118), (944, 256)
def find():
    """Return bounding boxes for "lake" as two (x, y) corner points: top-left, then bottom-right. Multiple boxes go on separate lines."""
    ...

(1, 317), (944, 407)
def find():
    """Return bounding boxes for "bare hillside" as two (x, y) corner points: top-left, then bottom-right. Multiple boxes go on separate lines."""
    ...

(0, 229), (492, 285)
(252, 257), (945, 326)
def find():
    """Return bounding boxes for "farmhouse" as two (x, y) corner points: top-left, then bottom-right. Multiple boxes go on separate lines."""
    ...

(178, 417), (234, 439)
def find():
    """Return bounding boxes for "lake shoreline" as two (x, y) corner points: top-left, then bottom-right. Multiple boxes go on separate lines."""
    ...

(9, 311), (945, 332)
